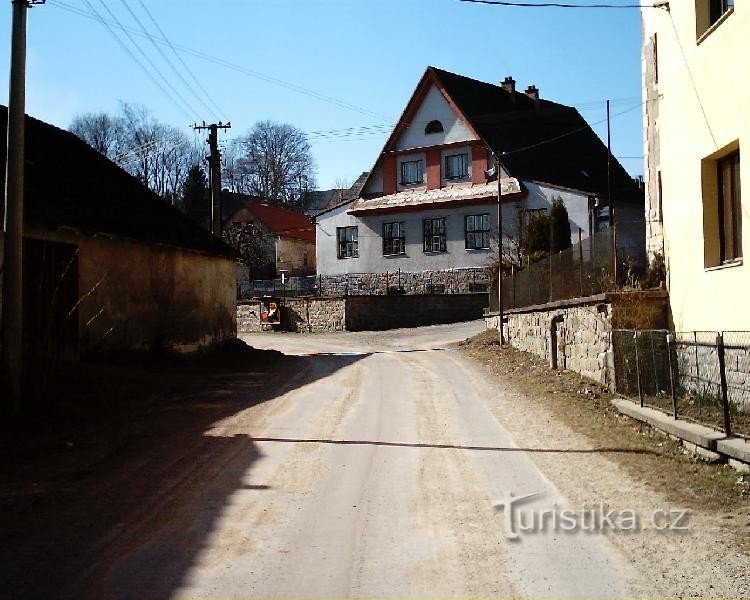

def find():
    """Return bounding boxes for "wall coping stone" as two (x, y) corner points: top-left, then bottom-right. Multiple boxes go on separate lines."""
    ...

(485, 290), (669, 317)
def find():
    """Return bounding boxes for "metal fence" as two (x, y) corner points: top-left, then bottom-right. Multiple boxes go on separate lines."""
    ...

(238, 276), (319, 299)
(613, 329), (750, 440)
(489, 228), (645, 311)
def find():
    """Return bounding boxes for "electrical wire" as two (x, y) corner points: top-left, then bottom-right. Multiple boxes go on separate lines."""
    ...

(48, 0), (388, 122)
(93, 0), (201, 121)
(458, 0), (659, 8)
(78, 0), (195, 121)
(133, 0), (227, 121)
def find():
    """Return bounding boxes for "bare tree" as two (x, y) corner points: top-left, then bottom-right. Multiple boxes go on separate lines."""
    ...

(70, 112), (124, 159)
(233, 121), (316, 207)
(70, 103), (201, 205)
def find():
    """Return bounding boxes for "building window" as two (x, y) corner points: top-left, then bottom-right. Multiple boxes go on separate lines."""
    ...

(337, 226), (358, 259)
(718, 150), (742, 263)
(696, 0), (734, 38)
(425, 120), (444, 134)
(465, 214), (490, 250)
(445, 153), (469, 180)
(400, 159), (424, 186)
(423, 217), (447, 253)
(383, 222), (406, 256)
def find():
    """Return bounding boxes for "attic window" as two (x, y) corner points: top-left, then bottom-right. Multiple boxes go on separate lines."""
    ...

(425, 120), (444, 134)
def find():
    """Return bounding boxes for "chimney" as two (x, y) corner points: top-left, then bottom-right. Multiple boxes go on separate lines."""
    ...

(501, 76), (516, 95)
(525, 85), (540, 106)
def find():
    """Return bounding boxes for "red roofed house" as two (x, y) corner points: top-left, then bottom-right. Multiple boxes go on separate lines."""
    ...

(222, 192), (316, 279)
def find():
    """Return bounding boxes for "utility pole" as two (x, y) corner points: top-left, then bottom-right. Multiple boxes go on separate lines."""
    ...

(193, 121), (231, 237)
(2, 0), (45, 412)
(495, 151), (505, 345)
(606, 99), (614, 228)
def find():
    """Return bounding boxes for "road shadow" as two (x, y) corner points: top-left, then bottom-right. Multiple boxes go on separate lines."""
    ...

(0, 345), (366, 599)
(247, 436), (662, 456)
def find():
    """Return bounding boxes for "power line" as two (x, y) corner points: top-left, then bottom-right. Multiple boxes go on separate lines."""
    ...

(133, 0), (226, 121)
(458, 0), (659, 8)
(78, 0), (195, 121)
(117, 0), (220, 121)
(93, 0), (201, 121)
(48, 0), (388, 122)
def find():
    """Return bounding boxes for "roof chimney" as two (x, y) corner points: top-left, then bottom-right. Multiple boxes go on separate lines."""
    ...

(525, 84), (540, 105)
(501, 76), (516, 95)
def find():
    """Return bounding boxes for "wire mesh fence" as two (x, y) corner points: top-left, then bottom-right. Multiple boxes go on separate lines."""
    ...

(613, 329), (750, 440)
(489, 227), (646, 312)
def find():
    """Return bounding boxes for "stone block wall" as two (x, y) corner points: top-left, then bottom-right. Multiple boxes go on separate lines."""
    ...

(502, 300), (615, 387)
(319, 267), (491, 296)
(283, 298), (346, 333)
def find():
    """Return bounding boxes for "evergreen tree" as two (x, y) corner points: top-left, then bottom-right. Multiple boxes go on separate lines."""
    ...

(181, 165), (208, 228)
(550, 196), (572, 253)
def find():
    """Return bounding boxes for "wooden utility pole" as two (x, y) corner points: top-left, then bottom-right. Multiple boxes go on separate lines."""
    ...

(193, 121), (231, 237)
(2, 0), (45, 411)
(495, 152), (505, 345)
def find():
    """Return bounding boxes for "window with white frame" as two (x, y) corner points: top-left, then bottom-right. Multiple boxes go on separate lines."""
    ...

(400, 159), (424, 186)
(465, 214), (490, 249)
(383, 222), (406, 256)
(423, 217), (447, 253)
(337, 226), (358, 259)
(445, 153), (469, 180)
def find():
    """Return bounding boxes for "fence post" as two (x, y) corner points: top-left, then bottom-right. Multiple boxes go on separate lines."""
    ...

(511, 265), (516, 310)
(318, 274), (322, 297)
(385, 270), (390, 295)
(398, 268), (402, 292)
(666, 332), (677, 419)
(634, 330), (644, 407)
(693, 331), (701, 418)
(578, 227), (584, 297)
(612, 208), (618, 285)
(548, 251), (553, 303)
(717, 333), (732, 437)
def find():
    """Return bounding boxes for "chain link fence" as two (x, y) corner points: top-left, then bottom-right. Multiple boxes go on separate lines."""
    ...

(490, 227), (646, 312)
(613, 329), (750, 440)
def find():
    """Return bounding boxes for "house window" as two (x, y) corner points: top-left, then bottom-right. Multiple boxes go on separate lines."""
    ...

(423, 217), (447, 253)
(465, 214), (490, 250)
(696, 0), (734, 38)
(383, 222), (406, 256)
(445, 153), (469, 180)
(717, 150), (742, 263)
(425, 120), (444, 134)
(337, 226), (358, 259)
(400, 159), (424, 186)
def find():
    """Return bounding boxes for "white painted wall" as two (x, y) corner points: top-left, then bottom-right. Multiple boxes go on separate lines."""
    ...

(316, 202), (499, 275)
(396, 84), (477, 151)
(522, 181), (594, 238)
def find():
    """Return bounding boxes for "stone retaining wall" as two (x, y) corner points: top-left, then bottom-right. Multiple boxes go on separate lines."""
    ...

(238, 293), (488, 334)
(319, 268), (491, 296)
(486, 292), (669, 389)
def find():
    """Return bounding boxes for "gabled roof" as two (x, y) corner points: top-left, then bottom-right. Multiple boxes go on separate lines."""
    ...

(302, 171), (370, 216)
(430, 68), (639, 200)
(359, 67), (640, 204)
(0, 106), (236, 259)
(225, 195), (315, 243)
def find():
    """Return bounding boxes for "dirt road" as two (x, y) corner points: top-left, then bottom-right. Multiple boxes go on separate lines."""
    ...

(8, 321), (748, 598)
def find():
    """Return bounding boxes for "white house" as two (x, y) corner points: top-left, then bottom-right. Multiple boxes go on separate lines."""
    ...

(315, 67), (644, 276)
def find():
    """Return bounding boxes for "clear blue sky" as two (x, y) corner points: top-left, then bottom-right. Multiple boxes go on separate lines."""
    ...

(1, 0), (645, 190)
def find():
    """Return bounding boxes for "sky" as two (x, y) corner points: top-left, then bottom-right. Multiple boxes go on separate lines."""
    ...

(0, 0), (645, 190)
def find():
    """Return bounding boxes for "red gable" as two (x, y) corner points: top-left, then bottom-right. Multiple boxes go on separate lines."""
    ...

(229, 200), (315, 243)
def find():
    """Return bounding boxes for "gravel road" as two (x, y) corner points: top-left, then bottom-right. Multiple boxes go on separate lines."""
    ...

(69, 321), (748, 597)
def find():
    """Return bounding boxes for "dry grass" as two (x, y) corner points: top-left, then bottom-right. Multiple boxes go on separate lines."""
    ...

(461, 330), (750, 515)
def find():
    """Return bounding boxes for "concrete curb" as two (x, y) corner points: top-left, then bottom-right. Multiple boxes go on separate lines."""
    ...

(611, 398), (750, 471)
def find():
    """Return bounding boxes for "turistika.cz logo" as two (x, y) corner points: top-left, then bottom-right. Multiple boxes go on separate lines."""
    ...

(494, 491), (689, 540)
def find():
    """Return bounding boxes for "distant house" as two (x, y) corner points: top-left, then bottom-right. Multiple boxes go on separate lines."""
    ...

(642, 2), (746, 332)
(315, 67), (644, 277)
(301, 172), (369, 216)
(0, 106), (237, 357)
(223, 192), (316, 278)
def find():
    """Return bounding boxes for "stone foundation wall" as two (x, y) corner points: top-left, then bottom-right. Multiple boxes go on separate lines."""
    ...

(319, 268), (491, 296)
(486, 291), (670, 390)
(238, 293), (487, 334)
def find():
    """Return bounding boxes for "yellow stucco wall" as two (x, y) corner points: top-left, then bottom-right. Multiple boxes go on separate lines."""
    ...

(275, 237), (316, 276)
(643, 3), (748, 332)
(76, 236), (236, 353)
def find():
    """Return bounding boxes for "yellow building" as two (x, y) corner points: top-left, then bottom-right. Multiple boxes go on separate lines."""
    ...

(642, 1), (746, 332)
